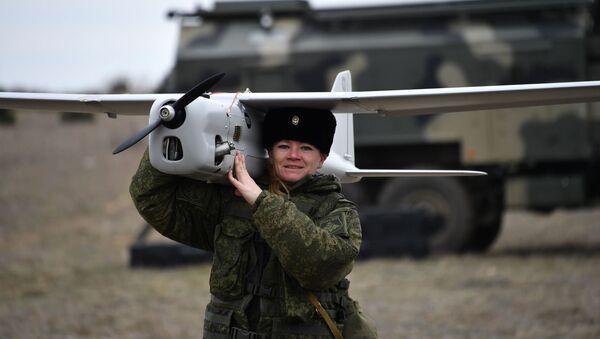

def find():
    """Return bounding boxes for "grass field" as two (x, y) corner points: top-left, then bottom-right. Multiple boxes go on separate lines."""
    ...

(1, 112), (599, 338)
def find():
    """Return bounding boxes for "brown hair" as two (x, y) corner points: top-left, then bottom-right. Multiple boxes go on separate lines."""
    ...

(267, 161), (289, 197)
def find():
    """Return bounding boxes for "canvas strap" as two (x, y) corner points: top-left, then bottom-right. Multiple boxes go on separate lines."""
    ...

(307, 292), (343, 339)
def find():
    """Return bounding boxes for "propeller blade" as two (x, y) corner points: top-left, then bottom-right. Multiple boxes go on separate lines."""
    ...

(172, 72), (225, 112)
(112, 118), (162, 154)
(112, 73), (225, 155)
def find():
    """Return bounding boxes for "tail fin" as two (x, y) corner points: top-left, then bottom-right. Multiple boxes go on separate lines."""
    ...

(323, 70), (360, 183)
(330, 70), (354, 163)
(331, 70), (352, 93)
(322, 71), (487, 182)
(323, 71), (486, 183)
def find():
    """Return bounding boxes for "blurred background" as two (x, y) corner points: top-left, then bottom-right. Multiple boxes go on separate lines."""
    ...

(1, 0), (599, 337)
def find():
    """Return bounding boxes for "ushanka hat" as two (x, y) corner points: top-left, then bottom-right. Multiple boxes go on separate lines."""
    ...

(262, 107), (337, 154)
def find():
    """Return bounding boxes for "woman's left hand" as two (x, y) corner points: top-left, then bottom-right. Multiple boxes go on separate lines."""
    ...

(228, 152), (262, 205)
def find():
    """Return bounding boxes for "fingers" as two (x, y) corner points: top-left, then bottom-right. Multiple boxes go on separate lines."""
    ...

(228, 154), (261, 205)
(235, 151), (244, 165)
(234, 152), (249, 180)
(235, 152), (246, 171)
(234, 152), (242, 176)
(227, 171), (243, 197)
(227, 169), (238, 186)
(227, 168), (235, 182)
(228, 152), (248, 188)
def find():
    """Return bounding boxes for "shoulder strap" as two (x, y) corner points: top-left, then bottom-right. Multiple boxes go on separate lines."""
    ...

(307, 292), (344, 339)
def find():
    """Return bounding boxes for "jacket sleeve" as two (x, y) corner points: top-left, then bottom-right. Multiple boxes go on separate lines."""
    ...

(252, 191), (362, 290)
(129, 150), (223, 251)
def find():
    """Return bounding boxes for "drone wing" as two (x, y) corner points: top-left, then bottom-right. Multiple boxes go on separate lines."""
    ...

(239, 73), (600, 181)
(346, 169), (486, 177)
(238, 80), (600, 115)
(0, 92), (164, 116)
(4, 80), (600, 117)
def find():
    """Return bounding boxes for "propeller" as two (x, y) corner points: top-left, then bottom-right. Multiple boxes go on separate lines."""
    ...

(112, 72), (225, 154)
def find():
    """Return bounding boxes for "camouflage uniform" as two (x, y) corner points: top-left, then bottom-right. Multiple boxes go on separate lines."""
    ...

(130, 150), (377, 338)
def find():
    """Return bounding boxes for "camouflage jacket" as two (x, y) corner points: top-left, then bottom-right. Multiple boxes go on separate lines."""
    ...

(130, 151), (363, 338)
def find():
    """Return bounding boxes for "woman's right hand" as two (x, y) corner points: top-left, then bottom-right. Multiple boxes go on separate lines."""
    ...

(228, 152), (262, 206)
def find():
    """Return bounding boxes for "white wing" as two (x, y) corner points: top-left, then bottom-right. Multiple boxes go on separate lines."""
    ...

(346, 169), (486, 177)
(238, 80), (600, 115)
(3, 80), (600, 117)
(0, 92), (167, 116)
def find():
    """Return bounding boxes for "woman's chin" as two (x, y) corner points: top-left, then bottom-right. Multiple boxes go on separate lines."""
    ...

(279, 172), (305, 184)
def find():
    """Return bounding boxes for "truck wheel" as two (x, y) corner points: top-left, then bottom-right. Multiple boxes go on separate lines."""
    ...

(341, 183), (369, 208)
(462, 214), (503, 252)
(377, 177), (473, 253)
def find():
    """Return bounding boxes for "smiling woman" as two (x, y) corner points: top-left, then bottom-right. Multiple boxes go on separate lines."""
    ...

(270, 140), (327, 184)
(130, 106), (378, 338)
(260, 107), (336, 187)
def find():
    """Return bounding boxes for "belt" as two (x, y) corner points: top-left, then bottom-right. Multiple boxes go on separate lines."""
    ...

(230, 326), (269, 339)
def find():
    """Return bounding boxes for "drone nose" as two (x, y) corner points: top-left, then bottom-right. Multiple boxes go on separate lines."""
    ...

(112, 72), (225, 154)
(162, 136), (183, 161)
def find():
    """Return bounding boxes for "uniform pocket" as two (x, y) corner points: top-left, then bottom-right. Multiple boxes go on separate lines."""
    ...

(342, 300), (379, 339)
(203, 303), (233, 337)
(318, 207), (353, 238)
(210, 218), (254, 298)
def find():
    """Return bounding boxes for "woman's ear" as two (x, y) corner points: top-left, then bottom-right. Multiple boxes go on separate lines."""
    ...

(318, 154), (328, 169)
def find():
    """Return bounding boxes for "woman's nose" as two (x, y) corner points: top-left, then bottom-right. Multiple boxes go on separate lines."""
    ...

(288, 145), (301, 158)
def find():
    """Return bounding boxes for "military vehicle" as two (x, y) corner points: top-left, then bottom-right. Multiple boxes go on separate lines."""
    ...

(162, 0), (600, 253)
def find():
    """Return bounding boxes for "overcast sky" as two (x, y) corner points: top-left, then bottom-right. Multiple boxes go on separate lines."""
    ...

(0, 0), (433, 93)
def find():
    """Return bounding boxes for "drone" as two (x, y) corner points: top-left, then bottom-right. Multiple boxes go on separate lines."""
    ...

(1, 70), (600, 184)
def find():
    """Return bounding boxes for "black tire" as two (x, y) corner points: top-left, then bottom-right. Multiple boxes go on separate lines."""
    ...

(462, 212), (503, 253)
(461, 171), (505, 253)
(341, 183), (369, 208)
(377, 177), (473, 253)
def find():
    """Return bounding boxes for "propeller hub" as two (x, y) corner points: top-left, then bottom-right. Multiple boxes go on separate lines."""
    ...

(112, 72), (225, 154)
(159, 105), (176, 121)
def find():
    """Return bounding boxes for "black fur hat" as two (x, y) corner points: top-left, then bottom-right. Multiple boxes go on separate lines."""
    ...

(262, 107), (337, 154)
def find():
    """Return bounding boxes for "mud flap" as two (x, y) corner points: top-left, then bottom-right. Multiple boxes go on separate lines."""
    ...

(129, 223), (213, 268)
(358, 207), (442, 259)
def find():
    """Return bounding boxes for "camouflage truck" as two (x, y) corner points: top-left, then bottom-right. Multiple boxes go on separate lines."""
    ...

(162, 0), (600, 253)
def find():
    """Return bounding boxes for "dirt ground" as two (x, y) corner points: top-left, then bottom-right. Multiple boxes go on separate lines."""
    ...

(1, 112), (599, 338)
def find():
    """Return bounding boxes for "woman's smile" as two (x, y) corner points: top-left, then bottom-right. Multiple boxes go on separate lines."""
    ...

(270, 140), (327, 184)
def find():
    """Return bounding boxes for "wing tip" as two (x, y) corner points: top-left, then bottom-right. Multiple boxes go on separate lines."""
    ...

(347, 169), (487, 177)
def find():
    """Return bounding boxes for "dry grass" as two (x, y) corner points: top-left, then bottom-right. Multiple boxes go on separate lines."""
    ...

(1, 111), (599, 338)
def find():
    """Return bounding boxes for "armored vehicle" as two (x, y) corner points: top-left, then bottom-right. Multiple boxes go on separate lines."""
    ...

(162, 0), (600, 253)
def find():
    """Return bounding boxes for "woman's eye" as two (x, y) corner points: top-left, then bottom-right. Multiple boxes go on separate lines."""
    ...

(301, 146), (314, 152)
(277, 144), (289, 150)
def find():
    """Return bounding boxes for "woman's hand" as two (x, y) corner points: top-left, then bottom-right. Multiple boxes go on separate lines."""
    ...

(228, 152), (262, 206)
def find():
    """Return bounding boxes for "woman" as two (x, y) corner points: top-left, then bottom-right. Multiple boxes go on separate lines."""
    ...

(130, 107), (377, 338)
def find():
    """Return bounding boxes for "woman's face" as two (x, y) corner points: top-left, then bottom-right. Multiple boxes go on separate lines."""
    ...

(270, 139), (327, 184)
